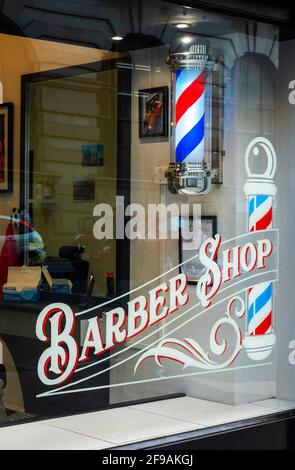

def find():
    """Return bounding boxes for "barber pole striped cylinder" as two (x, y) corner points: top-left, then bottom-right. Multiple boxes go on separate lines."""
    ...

(243, 137), (277, 361)
(175, 69), (205, 164)
(248, 195), (273, 336)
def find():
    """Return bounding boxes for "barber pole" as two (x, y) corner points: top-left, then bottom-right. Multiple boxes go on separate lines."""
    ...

(165, 44), (216, 195)
(248, 194), (273, 337)
(175, 69), (205, 164)
(243, 137), (277, 360)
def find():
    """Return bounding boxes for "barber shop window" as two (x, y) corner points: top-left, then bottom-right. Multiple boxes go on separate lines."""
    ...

(0, 0), (294, 442)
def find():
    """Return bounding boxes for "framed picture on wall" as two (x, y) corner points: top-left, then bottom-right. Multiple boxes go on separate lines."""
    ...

(81, 144), (104, 167)
(73, 181), (95, 202)
(179, 215), (217, 284)
(138, 86), (168, 138)
(0, 102), (13, 193)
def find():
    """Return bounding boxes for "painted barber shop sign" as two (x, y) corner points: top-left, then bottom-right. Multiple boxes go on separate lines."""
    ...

(35, 137), (278, 398)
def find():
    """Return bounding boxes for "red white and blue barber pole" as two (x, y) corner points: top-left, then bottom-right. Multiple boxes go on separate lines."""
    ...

(243, 137), (277, 360)
(165, 44), (216, 195)
(175, 69), (205, 164)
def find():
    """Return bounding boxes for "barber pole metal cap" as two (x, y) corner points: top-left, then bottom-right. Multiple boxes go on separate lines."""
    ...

(166, 44), (216, 196)
(167, 44), (217, 73)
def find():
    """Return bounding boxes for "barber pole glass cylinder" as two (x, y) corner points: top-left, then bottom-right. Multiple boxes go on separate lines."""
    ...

(243, 138), (277, 361)
(175, 68), (206, 164)
(165, 44), (216, 195)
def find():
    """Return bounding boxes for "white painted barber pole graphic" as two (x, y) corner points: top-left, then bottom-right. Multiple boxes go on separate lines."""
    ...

(136, 137), (278, 370)
(35, 137), (278, 397)
(243, 137), (277, 360)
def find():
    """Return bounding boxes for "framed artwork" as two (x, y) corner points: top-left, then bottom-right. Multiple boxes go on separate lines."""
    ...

(73, 181), (95, 202)
(82, 144), (104, 167)
(0, 102), (13, 193)
(138, 86), (168, 138)
(179, 215), (217, 284)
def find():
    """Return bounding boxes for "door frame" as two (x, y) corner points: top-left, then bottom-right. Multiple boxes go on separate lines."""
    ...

(20, 56), (132, 296)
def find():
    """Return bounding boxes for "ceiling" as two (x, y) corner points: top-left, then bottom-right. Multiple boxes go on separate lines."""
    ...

(0, 0), (294, 50)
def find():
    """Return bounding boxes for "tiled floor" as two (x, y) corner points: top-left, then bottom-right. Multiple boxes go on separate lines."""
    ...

(0, 421), (112, 450)
(0, 397), (294, 449)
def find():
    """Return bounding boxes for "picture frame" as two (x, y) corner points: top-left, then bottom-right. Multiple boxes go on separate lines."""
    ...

(0, 102), (13, 193)
(81, 144), (104, 167)
(138, 86), (168, 138)
(179, 215), (217, 284)
(73, 181), (95, 202)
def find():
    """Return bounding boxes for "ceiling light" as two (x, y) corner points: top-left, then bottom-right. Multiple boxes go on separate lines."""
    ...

(112, 36), (124, 41)
(181, 36), (192, 45)
(176, 23), (190, 29)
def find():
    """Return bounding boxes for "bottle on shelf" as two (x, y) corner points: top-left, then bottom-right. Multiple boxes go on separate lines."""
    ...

(106, 272), (115, 297)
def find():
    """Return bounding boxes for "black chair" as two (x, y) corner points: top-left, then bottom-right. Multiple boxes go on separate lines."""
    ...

(44, 245), (89, 294)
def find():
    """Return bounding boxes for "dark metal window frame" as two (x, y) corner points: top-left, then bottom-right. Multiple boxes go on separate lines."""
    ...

(112, 408), (295, 450)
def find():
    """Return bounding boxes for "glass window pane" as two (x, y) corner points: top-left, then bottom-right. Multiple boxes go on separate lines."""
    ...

(0, 1), (293, 447)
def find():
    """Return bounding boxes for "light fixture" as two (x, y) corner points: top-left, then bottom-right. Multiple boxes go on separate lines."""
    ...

(181, 36), (192, 45)
(176, 23), (190, 29)
(112, 36), (124, 41)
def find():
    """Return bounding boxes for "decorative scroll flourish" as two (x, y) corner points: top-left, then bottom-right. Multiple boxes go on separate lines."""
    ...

(134, 296), (245, 373)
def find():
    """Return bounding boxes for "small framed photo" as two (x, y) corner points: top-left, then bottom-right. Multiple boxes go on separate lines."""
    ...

(0, 103), (13, 193)
(179, 216), (217, 284)
(82, 144), (104, 167)
(138, 86), (168, 138)
(73, 181), (95, 202)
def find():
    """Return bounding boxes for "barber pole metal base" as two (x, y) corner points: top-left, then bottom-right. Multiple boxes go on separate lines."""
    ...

(243, 333), (276, 361)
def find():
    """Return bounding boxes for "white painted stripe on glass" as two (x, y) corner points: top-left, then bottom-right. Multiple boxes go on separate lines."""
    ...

(248, 281), (271, 305)
(248, 298), (272, 334)
(249, 197), (272, 230)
